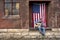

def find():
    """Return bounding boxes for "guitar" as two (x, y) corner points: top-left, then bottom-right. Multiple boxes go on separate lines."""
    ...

(34, 23), (42, 28)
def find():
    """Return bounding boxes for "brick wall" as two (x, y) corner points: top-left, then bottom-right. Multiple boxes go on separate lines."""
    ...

(0, 0), (60, 29)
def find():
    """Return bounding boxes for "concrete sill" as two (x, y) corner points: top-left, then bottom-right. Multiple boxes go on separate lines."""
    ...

(29, 27), (52, 31)
(2, 15), (20, 19)
(0, 29), (29, 33)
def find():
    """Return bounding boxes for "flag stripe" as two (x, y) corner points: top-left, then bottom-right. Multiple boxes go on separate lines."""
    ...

(44, 3), (46, 27)
(38, 13), (39, 21)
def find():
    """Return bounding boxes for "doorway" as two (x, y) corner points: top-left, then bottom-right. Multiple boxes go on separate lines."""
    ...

(29, 1), (47, 29)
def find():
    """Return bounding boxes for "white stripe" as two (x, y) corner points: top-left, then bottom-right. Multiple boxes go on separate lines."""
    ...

(40, 4), (42, 18)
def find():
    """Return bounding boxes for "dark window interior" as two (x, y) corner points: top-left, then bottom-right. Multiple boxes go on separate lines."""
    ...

(5, 0), (19, 15)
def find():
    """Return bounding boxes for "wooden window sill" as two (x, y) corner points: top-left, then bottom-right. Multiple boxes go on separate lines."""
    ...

(2, 15), (20, 19)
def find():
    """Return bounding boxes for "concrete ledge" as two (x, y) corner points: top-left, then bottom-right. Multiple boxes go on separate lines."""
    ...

(0, 29), (29, 33)
(0, 28), (60, 38)
(0, 32), (60, 38)
(1, 28), (60, 33)
(29, 32), (41, 36)
(0, 29), (7, 33)
(52, 28), (60, 32)
(45, 32), (53, 36)
(7, 29), (29, 33)
(22, 32), (29, 36)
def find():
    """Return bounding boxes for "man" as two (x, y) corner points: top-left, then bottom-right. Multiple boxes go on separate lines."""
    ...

(38, 19), (45, 36)
(40, 24), (45, 36)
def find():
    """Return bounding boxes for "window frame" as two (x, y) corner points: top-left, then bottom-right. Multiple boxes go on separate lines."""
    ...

(3, 0), (20, 19)
(4, 0), (20, 16)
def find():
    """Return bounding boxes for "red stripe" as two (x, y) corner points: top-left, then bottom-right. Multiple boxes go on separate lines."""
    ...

(42, 3), (46, 28)
(36, 13), (38, 21)
(32, 13), (34, 27)
(45, 5), (47, 27)
(40, 4), (42, 19)
(35, 13), (36, 20)
(36, 13), (38, 22)
(33, 13), (35, 27)
(44, 3), (46, 28)
(39, 4), (40, 19)
(35, 13), (37, 21)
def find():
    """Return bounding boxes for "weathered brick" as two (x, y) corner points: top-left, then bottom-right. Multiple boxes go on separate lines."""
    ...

(0, 0), (60, 29)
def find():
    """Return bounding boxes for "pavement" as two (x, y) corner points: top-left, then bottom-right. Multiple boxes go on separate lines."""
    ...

(0, 29), (60, 40)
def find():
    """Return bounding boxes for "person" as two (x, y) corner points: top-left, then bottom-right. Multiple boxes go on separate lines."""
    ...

(38, 19), (45, 36)
(40, 24), (45, 36)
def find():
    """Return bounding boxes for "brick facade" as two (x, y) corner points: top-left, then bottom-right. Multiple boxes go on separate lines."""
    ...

(0, 0), (60, 29)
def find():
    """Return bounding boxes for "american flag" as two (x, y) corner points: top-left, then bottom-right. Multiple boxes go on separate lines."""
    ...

(32, 3), (46, 28)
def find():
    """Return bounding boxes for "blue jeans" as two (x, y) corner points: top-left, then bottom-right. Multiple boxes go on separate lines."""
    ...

(38, 27), (45, 36)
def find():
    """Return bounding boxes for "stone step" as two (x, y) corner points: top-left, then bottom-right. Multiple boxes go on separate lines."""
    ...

(0, 29), (60, 38)
(0, 28), (60, 33)
(0, 31), (60, 38)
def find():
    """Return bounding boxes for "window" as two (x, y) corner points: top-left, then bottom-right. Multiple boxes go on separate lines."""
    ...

(5, 0), (19, 16)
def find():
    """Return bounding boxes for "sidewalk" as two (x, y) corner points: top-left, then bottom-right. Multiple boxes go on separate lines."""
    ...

(0, 30), (60, 39)
(0, 29), (60, 40)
